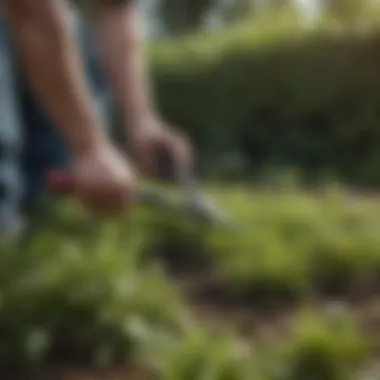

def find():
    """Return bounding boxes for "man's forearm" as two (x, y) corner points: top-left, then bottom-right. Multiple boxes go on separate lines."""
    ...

(7, 0), (107, 155)
(94, 1), (155, 129)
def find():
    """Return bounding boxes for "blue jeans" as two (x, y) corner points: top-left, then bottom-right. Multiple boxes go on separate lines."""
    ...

(0, 15), (112, 230)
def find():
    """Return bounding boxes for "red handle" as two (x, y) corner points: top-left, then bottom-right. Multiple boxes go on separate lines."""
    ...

(45, 169), (75, 196)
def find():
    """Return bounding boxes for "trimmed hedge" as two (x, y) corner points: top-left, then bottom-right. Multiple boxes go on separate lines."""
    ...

(150, 18), (380, 185)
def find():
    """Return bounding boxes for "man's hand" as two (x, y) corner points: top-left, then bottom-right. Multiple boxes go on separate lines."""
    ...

(9, 0), (138, 216)
(93, 3), (193, 181)
(128, 115), (192, 180)
(72, 142), (136, 216)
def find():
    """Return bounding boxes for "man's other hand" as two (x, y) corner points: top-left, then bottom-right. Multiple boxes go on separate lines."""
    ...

(128, 115), (192, 181)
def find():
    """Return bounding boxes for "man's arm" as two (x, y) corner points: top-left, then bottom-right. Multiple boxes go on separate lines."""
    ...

(93, 0), (156, 128)
(93, 0), (192, 177)
(7, 0), (108, 155)
(6, 0), (136, 217)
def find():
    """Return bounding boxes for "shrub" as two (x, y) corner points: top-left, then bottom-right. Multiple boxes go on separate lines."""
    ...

(282, 308), (370, 380)
(0, 207), (190, 373)
(152, 186), (380, 301)
(157, 329), (256, 380)
(5, 188), (379, 377)
(150, 18), (380, 185)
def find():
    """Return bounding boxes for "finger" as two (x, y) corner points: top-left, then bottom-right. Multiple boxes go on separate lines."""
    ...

(169, 132), (193, 174)
(153, 137), (179, 180)
(80, 183), (134, 217)
(132, 136), (156, 178)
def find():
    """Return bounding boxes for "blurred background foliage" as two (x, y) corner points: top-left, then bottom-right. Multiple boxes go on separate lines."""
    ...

(75, 0), (375, 35)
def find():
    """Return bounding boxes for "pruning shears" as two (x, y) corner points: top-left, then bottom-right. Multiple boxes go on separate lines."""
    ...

(45, 147), (234, 227)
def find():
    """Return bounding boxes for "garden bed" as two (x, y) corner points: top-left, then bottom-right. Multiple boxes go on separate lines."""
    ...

(5, 185), (380, 379)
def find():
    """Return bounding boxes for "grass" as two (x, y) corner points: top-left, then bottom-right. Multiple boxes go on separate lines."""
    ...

(3, 184), (380, 379)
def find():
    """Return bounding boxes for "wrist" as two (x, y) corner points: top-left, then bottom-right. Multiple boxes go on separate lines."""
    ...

(68, 125), (109, 158)
(125, 109), (159, 132)
(122, 91), (158, 129)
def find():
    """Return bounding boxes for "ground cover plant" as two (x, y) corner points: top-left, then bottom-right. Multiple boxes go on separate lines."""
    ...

(2, 185), (380, 379)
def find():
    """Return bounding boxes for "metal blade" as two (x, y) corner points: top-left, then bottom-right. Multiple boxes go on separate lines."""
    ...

(136, 170), (234, 227)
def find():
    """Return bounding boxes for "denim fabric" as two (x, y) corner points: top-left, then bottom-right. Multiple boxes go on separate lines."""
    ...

(0, 19), (24, 232)
(0, 13), (113, 224)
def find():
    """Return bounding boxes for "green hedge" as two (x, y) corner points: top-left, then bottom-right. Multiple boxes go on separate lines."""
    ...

(150, 18), (380, 185)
